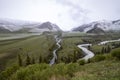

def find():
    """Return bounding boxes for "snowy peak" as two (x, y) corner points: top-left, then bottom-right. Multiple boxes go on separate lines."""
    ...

(29, 22), (61, 32)
(37, 21), (60, 31)
(72, 19), (120, 33)
(0, 19), (40, 31)
(0, 19), (61, 33)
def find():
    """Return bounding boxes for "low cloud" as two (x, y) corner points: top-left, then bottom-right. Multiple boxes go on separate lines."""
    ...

(56, 0), (89, 24)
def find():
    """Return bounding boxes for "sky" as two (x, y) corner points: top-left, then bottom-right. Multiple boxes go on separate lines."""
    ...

(0, 0), (120, 30)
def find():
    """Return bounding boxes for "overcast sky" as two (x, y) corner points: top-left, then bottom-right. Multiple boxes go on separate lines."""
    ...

(0, 0), (120, 30)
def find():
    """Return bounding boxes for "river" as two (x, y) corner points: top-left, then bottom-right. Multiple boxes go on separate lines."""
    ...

(49, 36), (61, 66)
(78, 38), (120, 62)
(50, 36), (120, 64)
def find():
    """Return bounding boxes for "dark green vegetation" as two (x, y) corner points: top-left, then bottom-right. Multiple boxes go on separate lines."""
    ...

(0, 55), (120, 80)
(0, 32), (120, 80)
(111, 48), (120, 60)
(57, 37), (83, 63)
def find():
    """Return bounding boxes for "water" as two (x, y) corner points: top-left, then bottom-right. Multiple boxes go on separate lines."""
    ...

(78, 38), (120, 61)
(49, 36), (61, 66)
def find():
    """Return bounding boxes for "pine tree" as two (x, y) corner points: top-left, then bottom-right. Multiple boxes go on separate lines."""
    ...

(31, 57), (35, 64)
(73, 51), (77, 62)
(88, 45), (91, 50)
(18, 54), (22, 66)
(104, 48), (107, 53)
(39, 56), (42, 63)
(107, 45), (111, 53)
(101, 47), (105, 53)
(26, 54), (31, 66)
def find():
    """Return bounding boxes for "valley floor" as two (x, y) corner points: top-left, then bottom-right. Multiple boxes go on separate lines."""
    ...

(0, 32), (120, 80)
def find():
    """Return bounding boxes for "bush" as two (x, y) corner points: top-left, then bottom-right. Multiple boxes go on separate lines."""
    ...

(0, 65), (19, 80)
(78, 59), (85, 65)
(111, 48), (120, 60)
(90, 55), (105, 62)
(105, 54), (114, 60)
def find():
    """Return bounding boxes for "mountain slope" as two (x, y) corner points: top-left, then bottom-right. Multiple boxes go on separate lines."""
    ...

(0, 27), (11, 33)
(72, 19), (120, 33)
(86, 26), (105, 34)
(29, 22), (61, 32)
(0, 19), (61, 33)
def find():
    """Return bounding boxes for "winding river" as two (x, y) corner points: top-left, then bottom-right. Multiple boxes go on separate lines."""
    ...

(77, 44), (94, 61)
(50, 36), (120, 65)
(49, 36), (61, 66)
(78, 38), (120, 62)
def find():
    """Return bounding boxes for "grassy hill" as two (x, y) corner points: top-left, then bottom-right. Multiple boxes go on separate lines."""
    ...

(1, 55), (120, 80)
(0, 34), (56, 71)
(0, 32), (120, 80)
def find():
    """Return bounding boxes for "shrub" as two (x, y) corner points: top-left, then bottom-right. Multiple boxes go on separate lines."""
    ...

(0, 65), (19, 80)
(18, 54), (22, 66)
(111, 48), (120, 60)
(90, 55), (105, 62)
(78, 59), (85, 65)
(66, 63), (79, 77)
(105, 54), (114, 60)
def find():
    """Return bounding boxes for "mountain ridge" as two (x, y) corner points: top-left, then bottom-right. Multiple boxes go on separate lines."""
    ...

(0, 19), (61, 33)
(72, 19), (120, 33)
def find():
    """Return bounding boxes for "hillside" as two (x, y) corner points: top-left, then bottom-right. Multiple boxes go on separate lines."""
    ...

(0, 19), (61, 33)
(72, 19), (120, 33)
(0, 56), (120, 80)
(86, 26), (105, 34)
(0, 27), (11, 33)
(0, 31), (120, 80)
(0, 34), (56, 71)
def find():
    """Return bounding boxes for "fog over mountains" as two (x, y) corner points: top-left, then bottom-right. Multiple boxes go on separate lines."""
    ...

(0, 19), (61, 33)
(0, 18), (120, 33)
(72, 19), (120, 33)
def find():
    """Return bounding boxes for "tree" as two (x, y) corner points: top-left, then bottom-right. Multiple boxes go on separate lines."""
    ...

(31, 57), (35, 64)
(26, 54), (31, 66)
(73, 51), (77, 62)
(78, 59), (85, 65)
(39, 55), (42, 63)
(18, 54), (22, 66)
(101, 47), (105, 53)
(88, 45), (91, 50)
(107, 45), (111, 53)
(104, 48), (107, 53)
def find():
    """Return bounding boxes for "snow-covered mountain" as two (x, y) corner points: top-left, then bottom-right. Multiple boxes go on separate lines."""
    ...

(0, 19), (61, 33)
(29, 22), (61, 32)
(72, 19), (120, 33)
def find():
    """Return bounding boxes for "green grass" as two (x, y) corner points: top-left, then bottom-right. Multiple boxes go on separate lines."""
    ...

(91, 45), (105, 53)
(1, 59), (119, 80)
(57, 37), (83, 63)
(1, 32), (120, 80)
(62, 32), (87, 37)
(72, 60), (120, 80)
(0, 34), (55, 71)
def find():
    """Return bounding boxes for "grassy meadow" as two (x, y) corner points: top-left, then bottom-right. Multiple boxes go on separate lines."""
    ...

(0, 32), (120, 80)
(0, 33), (56, 71)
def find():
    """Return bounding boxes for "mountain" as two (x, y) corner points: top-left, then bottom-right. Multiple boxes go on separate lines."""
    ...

(86, 26), (105, 34)
(29, 22), (61, 32)
(72, 19), (120, 33)
(0, 27), (11, 33)
(0, 19), (61, 33)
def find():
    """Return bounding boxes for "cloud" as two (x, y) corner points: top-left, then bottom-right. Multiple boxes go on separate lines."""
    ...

(0, 0), (120, 30)
(56, 0), (89, 23)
